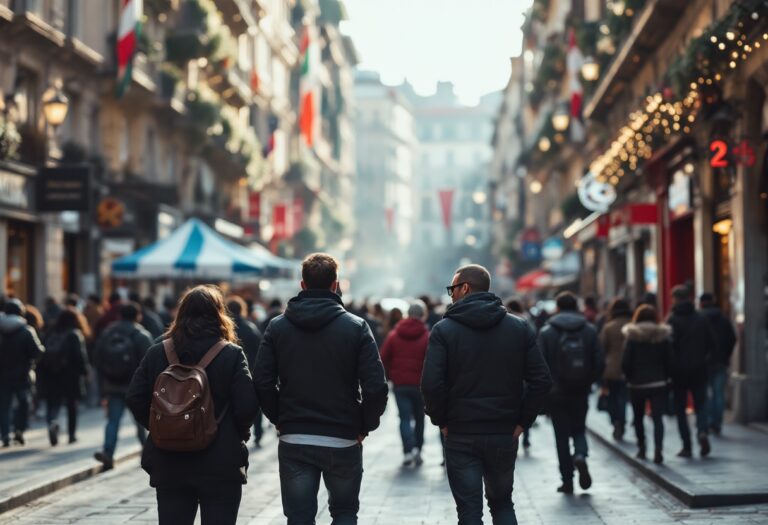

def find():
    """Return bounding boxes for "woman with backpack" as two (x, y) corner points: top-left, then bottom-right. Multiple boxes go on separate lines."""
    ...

(621, 304), (673, 464)
(126, 285), (257, 525)
(38, 307), (89, 445)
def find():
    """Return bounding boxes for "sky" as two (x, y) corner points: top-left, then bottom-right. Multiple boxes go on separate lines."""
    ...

(341, 0), (532, 105)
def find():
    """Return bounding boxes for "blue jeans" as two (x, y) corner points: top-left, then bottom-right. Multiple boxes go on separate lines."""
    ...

(606, 380), (628, 426)
(445, 433), (519, 525)
(549, 395), (589, 483)
(672, 380), (709, 448)
(393, 385), (425, 454)
(0, 385), (30, 441)
(103, 394), (147, 457)
(278, 441), (363, 525)
(708, 368), (727, 432)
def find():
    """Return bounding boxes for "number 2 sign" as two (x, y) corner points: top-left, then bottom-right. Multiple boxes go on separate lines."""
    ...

(709, 139), (756, 169)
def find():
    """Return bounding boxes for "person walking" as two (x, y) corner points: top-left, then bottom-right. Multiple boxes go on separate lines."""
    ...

(380, 300), (429, 467)
(505, 297), (535, 450)
(698, 293), (737, 435)
(126, 286), (257, 525)
(421, 264), (552, 524)
(129, 292), (164, 340)
(94, 292), (123, 338)
(622, 305), (672, 464)
(38, 308), (89, 445)
(0, 299), (45, 447)
(253, 253), (388, 525)
(92, 302), (153, 468)
(538, 292), (603, 494)
(598, 298), (633, 441)
(667, 285), (716, 458)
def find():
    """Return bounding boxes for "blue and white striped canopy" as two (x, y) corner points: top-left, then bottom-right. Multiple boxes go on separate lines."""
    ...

(112, 218), (293, 280)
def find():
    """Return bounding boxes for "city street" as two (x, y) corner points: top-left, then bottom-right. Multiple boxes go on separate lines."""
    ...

(2, 406), (768, 524)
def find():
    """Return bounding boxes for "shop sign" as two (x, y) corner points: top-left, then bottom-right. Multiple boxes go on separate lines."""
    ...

(97, 197), (126, 229)
(37, 166), (91, 212)
(668, 171), (692, 218)
(521, 241), (542, 262)
(577, 171), (616, 213)
(709, 139), (756, 169)
(542, 237), (565, 261)
(0, 169), (30, 209)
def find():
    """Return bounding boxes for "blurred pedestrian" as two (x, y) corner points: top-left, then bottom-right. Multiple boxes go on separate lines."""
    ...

(226, 295), (265, 448)
(83, 294), (103, 336)
(419, 295), (442, 330)
(23, 303), (46, 417)
(380, 299), (429, 466)
(94, 292), (123, 337)
(23, 304), (45, 338)
(92, 302), (152, 468)
(42, 297), (62, 330)
(259, 298), (283, 333)
(253, 253), (387, 524)
(698, 293), (737, 436)
(383, 307), (403, 340)
(506, 297), (535, 449)
(127, 286), (257, 525)
(539, 292), (604, 494)
(667, 285), (716, 458)
(160, 296), (177, 329)
(583, 295), (599, 324)
(39, 308), (89, 445)
(129, 292), (164, 340)
(422, 265), (552, 523)
(0, 299), (45, 447)
(598, 298), (633, 441)
(622, 305), (672, 464)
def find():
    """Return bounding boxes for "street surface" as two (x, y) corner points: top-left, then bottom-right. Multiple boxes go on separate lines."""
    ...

(2, 404), (768, 524)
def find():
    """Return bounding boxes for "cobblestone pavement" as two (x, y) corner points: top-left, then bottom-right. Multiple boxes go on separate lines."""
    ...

(2, 404), (768, 524)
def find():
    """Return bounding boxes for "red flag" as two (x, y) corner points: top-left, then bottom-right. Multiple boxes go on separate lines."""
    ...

(292, 198), (304, 235)
(438, 189), (454, 230)
(248, 191), (261, 220)
(272, 204), (287, 240)
(385, 207), (394, 233)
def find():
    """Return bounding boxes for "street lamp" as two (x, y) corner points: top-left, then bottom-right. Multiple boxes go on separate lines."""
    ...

(552, 104), (570, 132)
(42, 86), (70, 128)
(472, 191), (487, 205)
(538, 136), (551, 152)
(529, 180), (543, 194)
(581, 56), (600, 82)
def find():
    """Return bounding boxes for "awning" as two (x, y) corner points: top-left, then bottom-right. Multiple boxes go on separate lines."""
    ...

(515, 269), (552, 293)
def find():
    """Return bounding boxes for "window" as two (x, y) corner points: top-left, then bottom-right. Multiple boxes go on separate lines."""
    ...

(421, 196), (432, 220)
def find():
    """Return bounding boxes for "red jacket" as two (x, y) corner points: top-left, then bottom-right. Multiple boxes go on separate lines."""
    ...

(380, 318), (429, 386)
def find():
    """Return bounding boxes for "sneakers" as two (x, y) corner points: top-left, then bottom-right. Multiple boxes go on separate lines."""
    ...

(48, 422), (60, 446)
(573, 455), (592, 490)
(698, 433), (711, 458)
(402, 450), (416, 467)
(94, 451), (114, 470)
(557, 482), (574, 494)
(13, 431), (24, 446)
(414, 448), (424, 467)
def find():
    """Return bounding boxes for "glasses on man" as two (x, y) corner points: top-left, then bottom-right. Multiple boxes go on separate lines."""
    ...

(446, 282), (468, 297)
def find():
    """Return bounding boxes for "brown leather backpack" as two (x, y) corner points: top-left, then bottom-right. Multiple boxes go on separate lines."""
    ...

(149, 339), (228, 452)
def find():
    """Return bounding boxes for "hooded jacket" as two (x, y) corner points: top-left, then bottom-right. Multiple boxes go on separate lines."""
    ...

(233, 315), (262, 371)
(420, 292), (552, 434)
(93, 320), (153, 396)
(252, 290), (388, 440)
(0, 314), (45, 387)
(599, 314), (632, 381)
(621, 322), (673, 388)
(699, 306), (737, 370)
(537, 311), (604, 396)
(380, 318), (429, 386)
(667, 301), (716, 384)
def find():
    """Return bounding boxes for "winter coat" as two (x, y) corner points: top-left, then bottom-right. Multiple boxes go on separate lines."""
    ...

(140, 308), (165, 340)
(93, 321), (153, 396)
(599, 314), (632, 381)
(94, 305), (121, 338)
(621, 322), (673, 388)
(421, 292), (552, 434)
(253, 290), (388, 440)
(126, 335), (257, 487)
(537, 312), (604, 396)
(38, 329), (88, 399)
(0, 314), (45, 388)
(233, 315), (262, 371)
(699, 306), (737, 370)
(666, 301), (716, 385)
(380, 318), (429, 386)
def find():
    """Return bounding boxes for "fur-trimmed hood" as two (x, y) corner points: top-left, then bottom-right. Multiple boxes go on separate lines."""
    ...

(622, 322), (672, 343)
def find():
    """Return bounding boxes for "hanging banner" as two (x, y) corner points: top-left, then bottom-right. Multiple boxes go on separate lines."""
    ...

(292, 198), (304, 236)
(272, 204), (287, 240)
(385, 207), (394, 233)
(438, 189), (454, 230)
(248, 191), (261, 220)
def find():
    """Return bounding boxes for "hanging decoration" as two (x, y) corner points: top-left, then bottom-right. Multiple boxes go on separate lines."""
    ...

(298, 24), (319, 147)
(385, 207), (395, 234)
(438, 189), (454, 230)
(116, 0), (143, 98)
(566, 29), (586, 142)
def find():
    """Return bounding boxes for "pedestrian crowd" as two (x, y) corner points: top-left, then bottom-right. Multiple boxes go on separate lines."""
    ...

(0, 253), (737, 524)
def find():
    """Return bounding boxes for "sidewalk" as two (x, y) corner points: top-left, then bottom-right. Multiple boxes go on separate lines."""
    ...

(0, 406), (144, 513)
(586, 398), (768, 508)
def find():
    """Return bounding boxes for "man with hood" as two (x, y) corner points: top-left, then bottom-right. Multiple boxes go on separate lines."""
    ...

(380, 299), (429, 467)
(0, 298), (45, 446)
(253, 253), (388, 524)
(538, 291), (604, 495)
(421, 264), (552, 524)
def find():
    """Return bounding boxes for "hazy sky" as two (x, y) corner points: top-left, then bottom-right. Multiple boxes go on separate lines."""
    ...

(341, 0), (532, 105)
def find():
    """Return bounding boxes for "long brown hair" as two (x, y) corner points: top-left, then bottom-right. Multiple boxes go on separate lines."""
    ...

(54, 307), (91, 339)
(632, 304), (658, 324)
(164, 285), (236, 352)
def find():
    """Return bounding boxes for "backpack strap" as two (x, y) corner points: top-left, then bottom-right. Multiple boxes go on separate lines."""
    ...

(162, 338), (180, 366)
(197, 340), (228, 369)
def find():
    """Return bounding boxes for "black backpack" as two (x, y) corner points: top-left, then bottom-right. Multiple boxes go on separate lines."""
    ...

(41, 331), (70, 373)
(101, 328), (137, 383)
(556, 328), (590, 388)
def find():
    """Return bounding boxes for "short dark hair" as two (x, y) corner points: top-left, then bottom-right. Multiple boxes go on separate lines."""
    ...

(608, 298), (632, 319)
(108, 292), (122, 305)
(227, 295), (247, 317)
(584, 295), (598, 310)
(119, 302), (141, 322)
(128, 291), (141, 303)
(699, 292), (715, 306)
(143, 297), (156, 310)
(505, 298), (524, 314)
(454, 264), (491, 293)
(65, 294), (79, 307)
(633, 304), (658, 324)
(5, 298), (25, 317)
(302, 253), (339, 290)
(556, 291), (579, 312)
(672, 285), (691, 301)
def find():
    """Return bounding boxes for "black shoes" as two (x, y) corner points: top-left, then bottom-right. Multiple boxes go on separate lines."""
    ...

(677, 448), (692, 458)
(94, 451), (115, 470)
(573, 455), (592, 490)
(698, 433), (711, 457)
(636, 443), (646, 460)
(557, 483), (574, 494)
(612, 423), (625, 441)
(653, 451), (663, 464)
(13, 431), (24, 446)
(48, 422), (60, 446)
(1, 438), (9, 448)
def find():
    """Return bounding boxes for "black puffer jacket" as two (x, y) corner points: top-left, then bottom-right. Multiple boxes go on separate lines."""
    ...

(253, 290), (388, 440)
(421, 293), (552, 434)
(0, 315), (45, 388)
(621, 322), (672, 388)
(38, 329), (88, 399)
(537, 312), (604, 396)
(126, 336), (257, 487)
(699, 306), (737, 370)
(233, 315), (262, 371)
(667, 301), (717, 384)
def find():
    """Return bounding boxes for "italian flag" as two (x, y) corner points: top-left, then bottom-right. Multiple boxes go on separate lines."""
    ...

(298, 25), (318, 147)
(116, 0), (143, 98)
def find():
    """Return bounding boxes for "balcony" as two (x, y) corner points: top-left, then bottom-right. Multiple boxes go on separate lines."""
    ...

(583, 0), (688, 120)
(207, 64), (252, 108)
(216, 0), (257, 35)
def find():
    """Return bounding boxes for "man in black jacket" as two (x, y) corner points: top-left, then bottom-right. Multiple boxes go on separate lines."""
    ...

(538, 292), (603, 494)
(421, 264), (552, 524)
(253, 253), (388, 524)
(0, 299), (45, 447)
(668, 285), (716, 457)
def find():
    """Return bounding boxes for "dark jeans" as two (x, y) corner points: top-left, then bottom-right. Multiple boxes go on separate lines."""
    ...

(253, 408), (264, 444)
(0, 385), (30, 440)
(103, 394), (147, 457)
(46, 394), (78, 439)
(278, 441), (363, 524)
(629, 387), (666, 451)
(708, 367), (727, 432)
(156, 482), (242, 525)
(393, 385), (425, 454)
(606, 380), (628, 426)
(549, 394), (589, 483)
(672, 380), (709, 448)
(445, 433), (519, 525)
